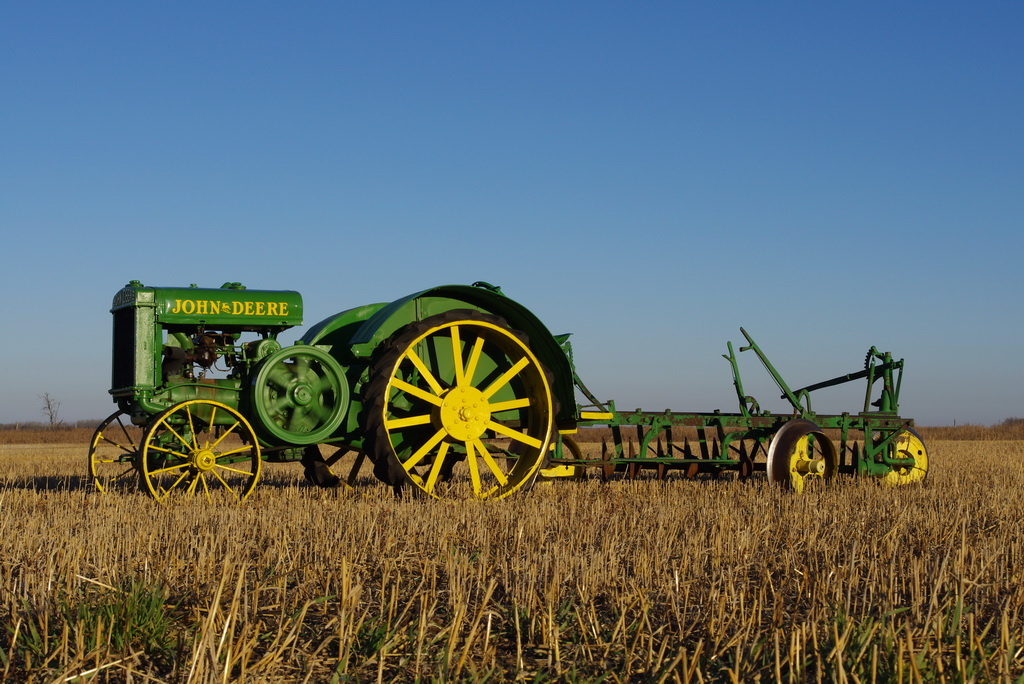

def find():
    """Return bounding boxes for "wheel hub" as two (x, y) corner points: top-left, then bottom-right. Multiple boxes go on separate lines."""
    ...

(794, 457), (825, 475)
(439, 386), (491, 441)
(191, 449), (217, 471)
(292, 384), (314, 406)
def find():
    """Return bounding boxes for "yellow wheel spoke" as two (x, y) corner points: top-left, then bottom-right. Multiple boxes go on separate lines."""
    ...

(385, 414), (434, 430)
(147, 461), (190, 477)
(213, 446), (254, 459)
(204, 406), (217, 449)
(482, 357), (530, 399)
(465, 440), (482, 496)
(486, 421), (543, 449)
(186, 475), (201, 495)
(392, 378), (444, 406)
(215, 463), (256, 477)
(209, 422), (240, 451)
(162, 470), (190, 495)
(403, 429), (448, 472)
(100, 436), (134, 452)
(451, 325), (467, 386)
(185, 406), (199, 449)
(487, 397), (532, 413)
(211, 469), (238, 496)
(424, 442), (450, 493)
(406, 348), (445, 395)
(463, 336), (486, 387)
(147, 445), (190, 460)
(164, 424), (192, 452)
(472, 438), (509, 486)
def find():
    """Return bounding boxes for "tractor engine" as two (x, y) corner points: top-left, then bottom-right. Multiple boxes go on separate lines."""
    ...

(108, 281), (348, 446)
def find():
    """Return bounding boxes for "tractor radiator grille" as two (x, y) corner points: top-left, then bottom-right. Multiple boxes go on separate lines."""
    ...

(111, 307), (136, 392)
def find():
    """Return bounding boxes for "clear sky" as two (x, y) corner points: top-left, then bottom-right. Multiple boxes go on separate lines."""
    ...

(2, 2), (1021, 426)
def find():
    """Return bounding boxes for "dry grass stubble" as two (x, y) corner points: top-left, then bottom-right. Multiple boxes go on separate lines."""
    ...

(0, 441), (1022, 681)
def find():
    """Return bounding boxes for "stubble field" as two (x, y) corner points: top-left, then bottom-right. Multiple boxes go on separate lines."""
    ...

(0, 436), (1022, 682)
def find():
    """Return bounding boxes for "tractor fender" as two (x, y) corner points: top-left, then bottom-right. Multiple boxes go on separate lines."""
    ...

(325, 283), (576, 429)
(301, 302), (389, 365)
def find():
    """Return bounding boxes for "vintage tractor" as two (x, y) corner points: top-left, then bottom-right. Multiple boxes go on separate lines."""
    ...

(89, 280), (928, 501)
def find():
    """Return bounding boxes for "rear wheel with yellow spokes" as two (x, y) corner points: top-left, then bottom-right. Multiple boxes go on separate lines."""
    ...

(365, 310), (554, 499)
(140, 400), (262, 502)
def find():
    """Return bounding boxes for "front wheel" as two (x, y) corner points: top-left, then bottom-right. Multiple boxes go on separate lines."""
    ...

(364, 310), (554, 499)
(88, 410), (142, 492)
(140, 400), (262, 502)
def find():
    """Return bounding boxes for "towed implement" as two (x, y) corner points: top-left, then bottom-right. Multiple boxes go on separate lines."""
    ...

(90, 281), (928, 501)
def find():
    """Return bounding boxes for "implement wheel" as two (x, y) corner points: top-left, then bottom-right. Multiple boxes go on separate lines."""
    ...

(880, 428), (929, 485)
(251, 346), (349, 445)
(767, 419), (837, 493)
(365, 310), (554, 499)
(140, 400), (262, 502)
(88, 410), (141, 492)
(539, 434), (586, 480)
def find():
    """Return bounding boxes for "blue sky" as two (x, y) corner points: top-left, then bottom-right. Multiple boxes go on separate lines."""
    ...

(2, 2), (1021, 426)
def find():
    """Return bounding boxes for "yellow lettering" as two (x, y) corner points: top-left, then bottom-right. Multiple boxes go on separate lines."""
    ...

(170, 298), (292, 317)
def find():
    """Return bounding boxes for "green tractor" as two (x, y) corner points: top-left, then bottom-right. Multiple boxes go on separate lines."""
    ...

(90, 280), (928, 502)
(91, 280), (576, 501)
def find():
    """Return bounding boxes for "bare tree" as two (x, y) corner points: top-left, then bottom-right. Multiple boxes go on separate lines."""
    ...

(39, 392), (63, 428)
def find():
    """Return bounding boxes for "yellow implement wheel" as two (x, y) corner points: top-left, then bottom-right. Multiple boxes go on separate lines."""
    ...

(880, 428), (929, 485)
(365, 310), (554, 499)
(767, 419), (837, 493)
(539, 434), (586, 480)
(88, 410), (142, 492)
(140, 400), (262, 502)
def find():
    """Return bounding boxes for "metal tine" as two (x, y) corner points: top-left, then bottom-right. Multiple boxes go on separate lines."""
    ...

(697, 427), (711, 460)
